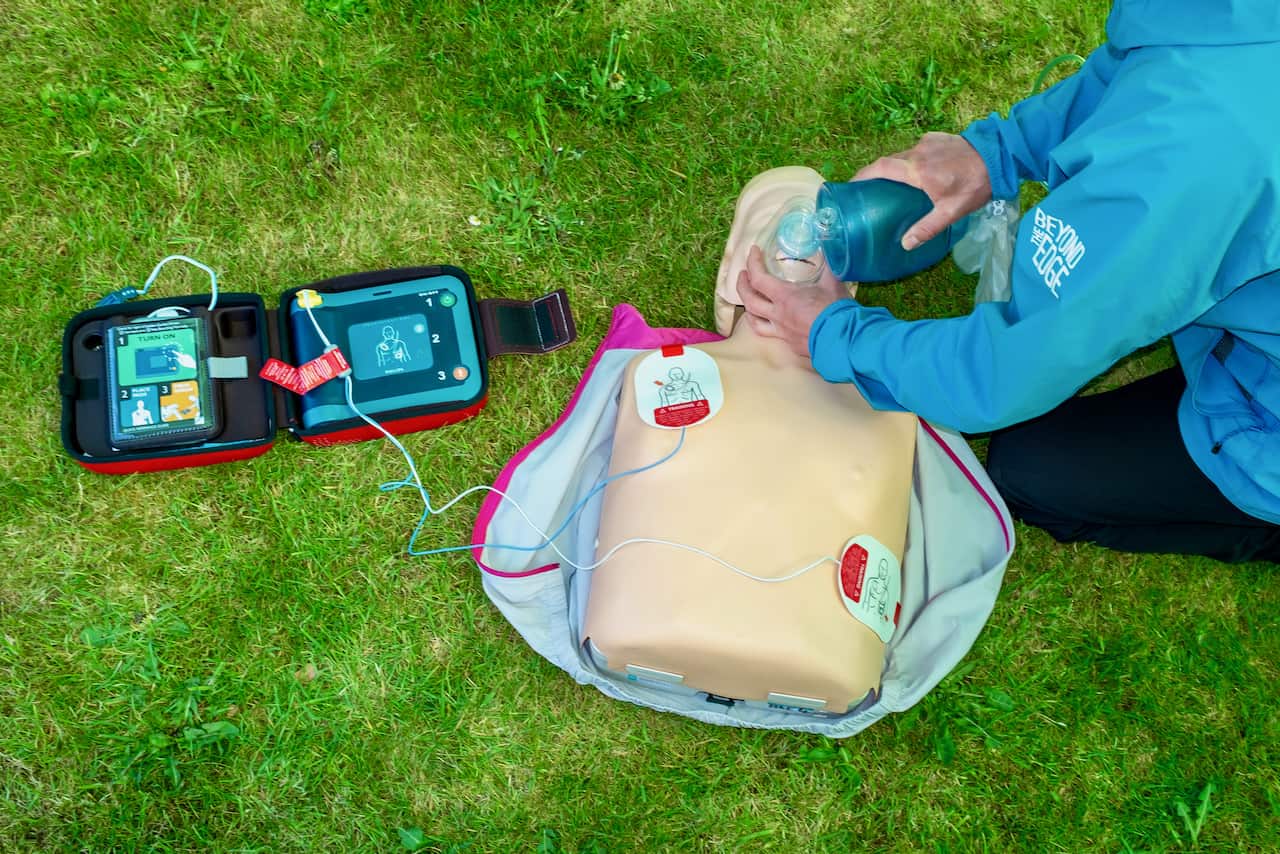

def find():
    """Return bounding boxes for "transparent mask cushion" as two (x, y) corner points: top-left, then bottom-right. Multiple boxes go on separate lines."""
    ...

(775, 208), (820, 259)
(761, 196), (827, 284)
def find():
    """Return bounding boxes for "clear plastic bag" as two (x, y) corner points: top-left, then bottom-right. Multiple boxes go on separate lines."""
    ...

(952, 197), (1020, 303)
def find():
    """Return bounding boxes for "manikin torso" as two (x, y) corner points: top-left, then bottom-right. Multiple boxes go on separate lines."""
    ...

(584, 317), (917, 711)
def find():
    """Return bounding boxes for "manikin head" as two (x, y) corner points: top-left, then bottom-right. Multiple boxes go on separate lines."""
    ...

(714, 167), (853, 337)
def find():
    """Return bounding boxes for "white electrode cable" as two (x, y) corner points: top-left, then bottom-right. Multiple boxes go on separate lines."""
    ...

(97, 254), (221, 313)
(142, 255), (219, 311)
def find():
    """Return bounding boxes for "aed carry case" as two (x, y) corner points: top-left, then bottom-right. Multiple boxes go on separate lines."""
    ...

(59, 264), (577, 475)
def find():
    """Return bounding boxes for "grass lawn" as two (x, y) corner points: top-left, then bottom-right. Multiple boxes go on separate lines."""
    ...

(3, 0), (1279, 851)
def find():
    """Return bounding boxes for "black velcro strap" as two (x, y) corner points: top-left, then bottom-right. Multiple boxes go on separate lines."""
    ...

(479, 289), (577, 358)
(58, 373), (78, 397)
(59, 374), (99, 400)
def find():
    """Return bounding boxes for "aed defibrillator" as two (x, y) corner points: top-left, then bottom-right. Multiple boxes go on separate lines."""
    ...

(59, 263), (576, 474)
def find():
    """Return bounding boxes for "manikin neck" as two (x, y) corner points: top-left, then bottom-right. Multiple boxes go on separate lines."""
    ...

(724, 308), (815, 371)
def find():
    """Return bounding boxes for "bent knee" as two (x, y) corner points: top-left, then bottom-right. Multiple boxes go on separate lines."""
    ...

(986, 429), (1090, 543)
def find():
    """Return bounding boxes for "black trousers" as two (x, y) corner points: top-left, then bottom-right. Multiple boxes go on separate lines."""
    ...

(985, 367), (1280, 563)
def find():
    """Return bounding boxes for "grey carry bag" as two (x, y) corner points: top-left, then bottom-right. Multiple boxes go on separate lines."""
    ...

(469, 305), (1014, 735)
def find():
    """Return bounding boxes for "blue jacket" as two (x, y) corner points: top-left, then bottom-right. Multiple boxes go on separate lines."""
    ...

(808, 0), (1280, 524)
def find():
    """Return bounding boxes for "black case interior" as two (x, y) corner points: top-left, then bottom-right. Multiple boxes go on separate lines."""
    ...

(61, 294), (274, 464)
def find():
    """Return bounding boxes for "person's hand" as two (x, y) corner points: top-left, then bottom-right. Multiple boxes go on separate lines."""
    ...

(853, 131), (993, 251)
(738, 246), (851, 359)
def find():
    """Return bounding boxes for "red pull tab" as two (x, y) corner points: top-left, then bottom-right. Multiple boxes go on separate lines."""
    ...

(297, 348), (350, 391)
(839, 542), (869, 603)
(260, 359), (306, 393)
(259, 348), (351, 394)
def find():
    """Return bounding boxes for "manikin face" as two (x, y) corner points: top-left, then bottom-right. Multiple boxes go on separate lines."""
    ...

(715, 166), (852, 337)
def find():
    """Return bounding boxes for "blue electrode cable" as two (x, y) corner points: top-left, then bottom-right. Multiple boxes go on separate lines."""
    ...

(300, 301), (837, 583)
(97, 255), (220, 311)
(403, 432), (836, 582)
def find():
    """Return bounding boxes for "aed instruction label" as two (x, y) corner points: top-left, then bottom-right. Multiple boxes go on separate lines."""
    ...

(634, 345), (724, 430)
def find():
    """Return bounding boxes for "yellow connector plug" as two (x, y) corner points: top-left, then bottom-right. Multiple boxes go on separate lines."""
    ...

(295, 288), (324, 309)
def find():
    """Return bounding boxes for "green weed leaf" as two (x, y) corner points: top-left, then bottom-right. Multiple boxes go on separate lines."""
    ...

(303, 0), (369, 24)
(849, 58), (963, 131)
(1173, 781), (1215, 847)
(398, 827), (427, 851)
(545, 28), (673, 124)
(537, 828), (561, 853)
(935, 727), (957, 765)
(799, 746), (839, 762)
(984, 688), (1015, 711)
(80, 625), (119, 648)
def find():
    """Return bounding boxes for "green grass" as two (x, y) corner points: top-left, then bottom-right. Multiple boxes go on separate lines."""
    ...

(2, 0), (1278, 851)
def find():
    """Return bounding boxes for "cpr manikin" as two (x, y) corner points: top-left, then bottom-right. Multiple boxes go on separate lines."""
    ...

(583, 167), (918, 714)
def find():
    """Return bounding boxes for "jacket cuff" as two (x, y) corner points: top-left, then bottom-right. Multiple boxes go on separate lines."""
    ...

(807, 298), (860, 383)
(961, 118), (1021, 201)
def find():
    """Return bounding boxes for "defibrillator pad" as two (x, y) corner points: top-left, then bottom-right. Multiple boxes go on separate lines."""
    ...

(105, 315), (219, 450)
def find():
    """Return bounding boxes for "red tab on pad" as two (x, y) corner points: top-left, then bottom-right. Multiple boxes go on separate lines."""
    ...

(839, 543), (869, 603)
(660, 344), (684, 357)
(259, 348), (351, 395)
(654, 399), (711, 427)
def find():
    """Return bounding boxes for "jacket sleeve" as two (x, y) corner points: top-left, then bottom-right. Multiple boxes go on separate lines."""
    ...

(807, 135), (1248, 434)
(961, 44), (1124, 199)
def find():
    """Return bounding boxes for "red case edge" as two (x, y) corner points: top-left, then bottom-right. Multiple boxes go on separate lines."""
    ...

(76, 441), (276, 474)
(298, 396), (488, 447)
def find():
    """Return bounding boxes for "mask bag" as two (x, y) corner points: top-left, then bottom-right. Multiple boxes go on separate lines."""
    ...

(469, 304), (1014, 735)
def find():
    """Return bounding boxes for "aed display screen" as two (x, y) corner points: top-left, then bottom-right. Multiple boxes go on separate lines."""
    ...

(289, 276), (484, 429)
(346, 313), (434, 381)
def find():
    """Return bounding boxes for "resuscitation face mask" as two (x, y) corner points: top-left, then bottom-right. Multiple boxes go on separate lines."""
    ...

(760, 180), (970, 284)
(760, 196), (828, 285)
